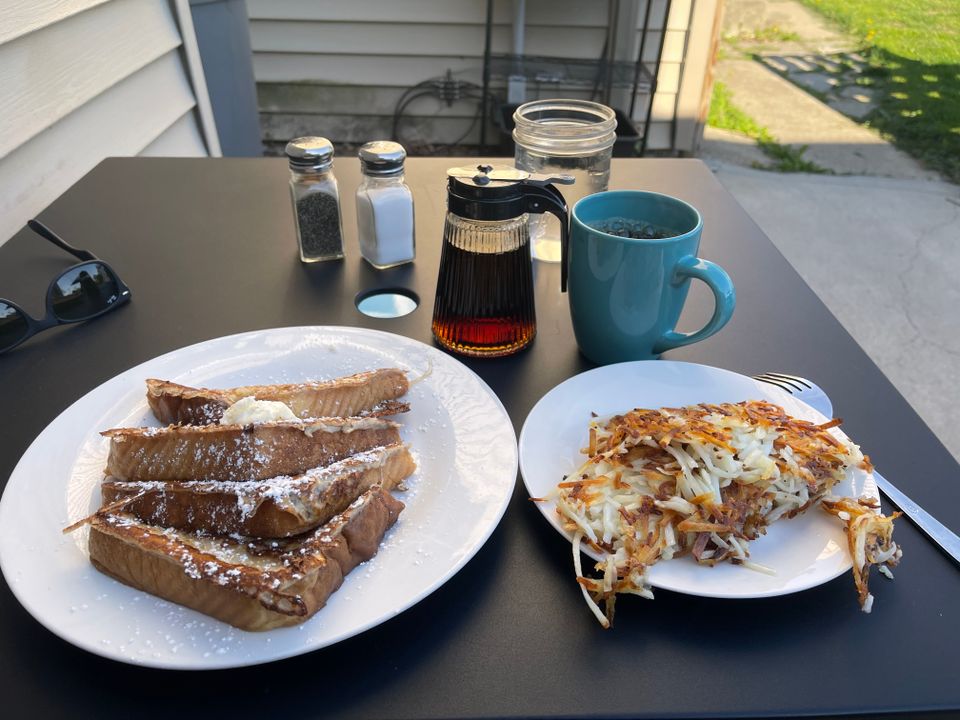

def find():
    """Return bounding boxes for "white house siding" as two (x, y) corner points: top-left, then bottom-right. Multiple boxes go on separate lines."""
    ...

(247, 0), (719, 154)
(0, 0), (219, 245)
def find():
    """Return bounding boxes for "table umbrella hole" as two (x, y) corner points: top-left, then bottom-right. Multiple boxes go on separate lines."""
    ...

(355, 288), (419, 318)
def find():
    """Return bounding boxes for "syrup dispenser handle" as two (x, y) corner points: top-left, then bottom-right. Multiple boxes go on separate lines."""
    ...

(521, 183), (571, 292)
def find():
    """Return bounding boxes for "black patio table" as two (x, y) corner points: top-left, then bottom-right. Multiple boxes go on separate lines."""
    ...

(0, 157), (958, 720)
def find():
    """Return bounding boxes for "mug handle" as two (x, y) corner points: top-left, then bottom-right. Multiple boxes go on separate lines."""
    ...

(653, 255), (736, 354)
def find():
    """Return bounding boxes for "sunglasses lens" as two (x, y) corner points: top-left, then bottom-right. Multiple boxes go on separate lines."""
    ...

(50, 262), (122, 321)
(0, 301), (29, 350)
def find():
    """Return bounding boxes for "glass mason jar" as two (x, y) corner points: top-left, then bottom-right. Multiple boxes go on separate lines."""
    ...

(285, 137), (345, 262)
(356, 141), (415, 269)
(513, 99), (617, 262)
(432, 212), (535, 357)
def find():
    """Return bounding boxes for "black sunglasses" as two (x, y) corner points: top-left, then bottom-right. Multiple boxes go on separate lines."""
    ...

(0, 220), (131, 355)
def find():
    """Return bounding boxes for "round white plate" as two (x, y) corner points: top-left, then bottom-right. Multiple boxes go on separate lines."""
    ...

(519, 360), (878, 599)
(0, 327), (518, 669)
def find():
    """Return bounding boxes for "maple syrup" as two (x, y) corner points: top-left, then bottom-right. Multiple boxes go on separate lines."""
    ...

(432, 214), (536, 356)
(430, 165), (572, 358)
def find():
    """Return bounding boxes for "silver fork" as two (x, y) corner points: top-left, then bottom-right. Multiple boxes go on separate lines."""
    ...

(754, 372), (960, 565)
(753, 372), (833, 418)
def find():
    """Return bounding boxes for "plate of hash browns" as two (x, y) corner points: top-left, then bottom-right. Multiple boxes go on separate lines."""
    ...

(519, 361), (902, 627)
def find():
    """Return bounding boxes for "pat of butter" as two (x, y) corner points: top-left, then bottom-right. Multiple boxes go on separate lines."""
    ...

(221, 396), (298, 425)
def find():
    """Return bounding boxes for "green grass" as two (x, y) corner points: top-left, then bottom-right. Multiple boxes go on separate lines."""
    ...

(799, 0), (960, 181)
(708, 81), (829, 174)
(707, 81), (767, 138)
(724, 25), (801, 44)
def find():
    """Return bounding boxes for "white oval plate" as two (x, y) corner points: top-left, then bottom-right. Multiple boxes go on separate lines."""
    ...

(519, 361), (878, 599)
(0, 327), (518, 669)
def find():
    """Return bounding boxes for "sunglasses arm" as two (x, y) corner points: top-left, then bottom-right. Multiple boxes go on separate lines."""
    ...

(27, 219), (98, 263)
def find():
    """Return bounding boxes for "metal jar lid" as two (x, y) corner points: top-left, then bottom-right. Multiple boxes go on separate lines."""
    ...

(359, 141), (406, 176)
(285, 137), (334, 171)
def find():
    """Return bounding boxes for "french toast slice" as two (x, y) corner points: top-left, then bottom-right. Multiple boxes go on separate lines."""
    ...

(88, 486), (404, 631)
(101, 443), (416, 537)
(102, 417), (401, 482)
(146, 368), (410, 425)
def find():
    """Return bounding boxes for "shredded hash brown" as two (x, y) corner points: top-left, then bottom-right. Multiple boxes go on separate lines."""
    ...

(547, 400), (901, 627)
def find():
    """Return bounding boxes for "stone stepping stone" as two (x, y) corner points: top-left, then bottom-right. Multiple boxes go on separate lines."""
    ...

(782, 56), (816, 72)
(837, 52), (867, 72)
(761, 56), (790, 73)
(790, 72), (841, 95)
(828, 99), (873, 119)
(813, 55), (844, 74)
(828, 96), (876, 120)
(837, 85), (877, 103)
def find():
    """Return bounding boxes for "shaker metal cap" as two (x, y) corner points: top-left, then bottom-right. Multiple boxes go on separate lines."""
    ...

(285, 137), (334, 170)
(359, 141), (406, 176)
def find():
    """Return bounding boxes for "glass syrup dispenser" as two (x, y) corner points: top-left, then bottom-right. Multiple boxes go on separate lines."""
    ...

(431, 165), (573, 357)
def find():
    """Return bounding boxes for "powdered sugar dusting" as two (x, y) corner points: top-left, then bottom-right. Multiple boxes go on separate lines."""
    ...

(47, 326), (514, 668)
(105, 443), (409, 529)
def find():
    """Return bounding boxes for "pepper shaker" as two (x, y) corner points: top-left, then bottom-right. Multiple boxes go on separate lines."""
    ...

(285, 137), (345, 262)
(356, 141), (415, 269)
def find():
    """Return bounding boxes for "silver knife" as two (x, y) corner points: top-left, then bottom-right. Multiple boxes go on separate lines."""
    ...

(873, 471), (960, 565)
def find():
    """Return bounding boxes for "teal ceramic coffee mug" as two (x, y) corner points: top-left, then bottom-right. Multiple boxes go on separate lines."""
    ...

(567, 190), (735, 365)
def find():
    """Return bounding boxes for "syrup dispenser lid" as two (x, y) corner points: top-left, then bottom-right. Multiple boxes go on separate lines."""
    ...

(446, 165), (573, 221)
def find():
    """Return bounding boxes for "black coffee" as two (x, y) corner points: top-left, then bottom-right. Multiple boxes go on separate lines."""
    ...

(589, 217), (677, 239)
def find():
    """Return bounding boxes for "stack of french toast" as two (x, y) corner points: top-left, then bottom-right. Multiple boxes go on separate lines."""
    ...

(73, 368), (416, 631)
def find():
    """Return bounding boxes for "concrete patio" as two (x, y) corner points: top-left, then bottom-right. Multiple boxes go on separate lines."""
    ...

(702, 0), (960, 462)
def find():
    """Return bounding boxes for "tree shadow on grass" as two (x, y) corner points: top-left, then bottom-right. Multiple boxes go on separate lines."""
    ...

(854, 48), (960, 182)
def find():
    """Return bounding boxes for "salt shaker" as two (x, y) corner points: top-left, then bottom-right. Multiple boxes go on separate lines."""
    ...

(285, 137), (345, 262)
(356, 141), (415, 268)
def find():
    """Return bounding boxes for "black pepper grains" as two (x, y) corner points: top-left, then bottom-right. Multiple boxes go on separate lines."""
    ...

(295, 191), (344, 260)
